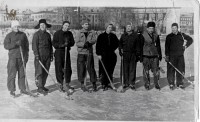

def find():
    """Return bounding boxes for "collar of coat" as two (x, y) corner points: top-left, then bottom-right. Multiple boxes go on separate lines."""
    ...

(38, 29), (47, 33)
(124, 31), (134, 36)
(80, 29), (93, 33)
(171, 31), (182, 36)
(143, 31), (157, 37)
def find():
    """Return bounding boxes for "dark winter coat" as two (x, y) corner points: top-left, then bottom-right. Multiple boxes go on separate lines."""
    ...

(4, 31), (29, 59)
(52, 29), (75, 50)
(32, 29), (53, 57)
(165, 32), (193, 56)
(119, 32), (140, 55)
(140, 31), (162, 58)
(96, 31), (119, 56)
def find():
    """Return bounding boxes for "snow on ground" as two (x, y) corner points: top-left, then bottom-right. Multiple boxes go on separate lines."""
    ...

(0, 38), (195, 121)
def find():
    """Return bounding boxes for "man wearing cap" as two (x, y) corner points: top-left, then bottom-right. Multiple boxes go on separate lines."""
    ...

(32, 19), (53, 94)
(119, 22), (140, 90)
(96, 23), (119, 91)
(139, 21), (162, 90)
(52, 21), (75, 92)
(75, 20), (97, 92)
(4, 20), (29, 97)
(165, 23), (193, 90)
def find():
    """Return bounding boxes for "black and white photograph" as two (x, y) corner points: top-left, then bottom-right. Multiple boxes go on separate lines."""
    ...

(0, 0), (199, 121)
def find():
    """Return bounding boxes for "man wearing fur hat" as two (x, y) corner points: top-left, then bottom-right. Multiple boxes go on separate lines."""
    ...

(4, 20), (29, 97)
(75, 20), (97, 92)
(32, 19), (53, 94)
(52, 21), (75, 92)
(139, 21), (162, 90)
(96, 23), (119, 91)
(165, 23), (193, 90)
(119, 22), (140, 90)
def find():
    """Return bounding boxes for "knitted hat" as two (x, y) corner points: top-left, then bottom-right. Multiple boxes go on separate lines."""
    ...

(171, 23), (178, 28)
(34, 19), (51, 29)
(81, 20), (89, 25)
(147, 21), (155, 28)
(105, 23), (113, 29)
(11, 20), (20, 28)
(62, 21), (70, 25)
(125, 21), (132, 26)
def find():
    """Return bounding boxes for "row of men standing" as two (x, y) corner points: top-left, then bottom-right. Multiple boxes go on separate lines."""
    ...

(4, 19), (193, 97)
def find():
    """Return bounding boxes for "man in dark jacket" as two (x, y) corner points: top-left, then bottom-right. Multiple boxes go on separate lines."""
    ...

(165, 23), (193, 90)
(96, 23), (119, 91)
(4, 20), (29, 97)
(32, 19), (53, 94)
(119, 22), (140, 90)
(75, 20), (97, 92)
(139, 21), (162, 90)
(52, 21), (75, 92)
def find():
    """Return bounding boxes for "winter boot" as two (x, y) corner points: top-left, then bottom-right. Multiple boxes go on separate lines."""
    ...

(154, 81), (161, 90)
(59, 84), (65, 92)
(37, 88), (48, 95)
(81, 83), (89, 92)
(129, 84), (136, 91)
(42, 87), (49, 92)
(169, 84), (175, 90)
(177, 85), (185, 90)
(123, 84), (129, 89)
(10, 91), (16, 98)
(155, 84), (161, 90)
(144, 83), (150, 90)
(68, 85), (75, 90)
(20, 90), (30, 95)
(92, 82), (97, 92)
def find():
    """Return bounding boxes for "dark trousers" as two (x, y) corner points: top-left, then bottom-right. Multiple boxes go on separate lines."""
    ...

(143, 56), (159, 86)
(77, 54), (97, 84)
(123, 52), (137, 86)
(54, 50), (72, 85)
(101, 53), (117, 86)
(167, 55), (185, 86)
(34, 55), (51, 88)
(98, 60), (103, 78)
(7, 57), (26, 92)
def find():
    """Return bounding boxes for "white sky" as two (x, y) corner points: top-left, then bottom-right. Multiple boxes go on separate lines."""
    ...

(0, 0), (198, 9)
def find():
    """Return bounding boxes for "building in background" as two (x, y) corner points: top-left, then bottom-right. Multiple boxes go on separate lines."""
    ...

(180, 13), (193, 35)
(0, 6), (194, 35)
(31, 10), (57, 22)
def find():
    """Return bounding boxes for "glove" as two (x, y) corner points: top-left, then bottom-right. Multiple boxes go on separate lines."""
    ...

(119, 49), (123, 56)
(60, 42), (68, 47)
(140, 56), (143, 62)
(98, 55), (102, 60)
(165, 56), (169, 62)
(16, 40), (22, 46)
(24, 54), (29, 63)
(159, 55), (162, 61)
(35, 55), (40, 61)
(50, 55), (53, 62)
(136, 55), (140, 62)
(83, 41), (91, 49)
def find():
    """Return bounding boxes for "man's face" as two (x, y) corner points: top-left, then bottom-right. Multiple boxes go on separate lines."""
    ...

(147, 27), (154, 34)
(12, 26), (19, 32)
(40, 23), (46, 31)
(172, 26), (178, 34)
(126, 25), (132, 32)
(62, 23), (70, 31)
(82, 23), (89, 30)
(106, 25), (113, 33)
